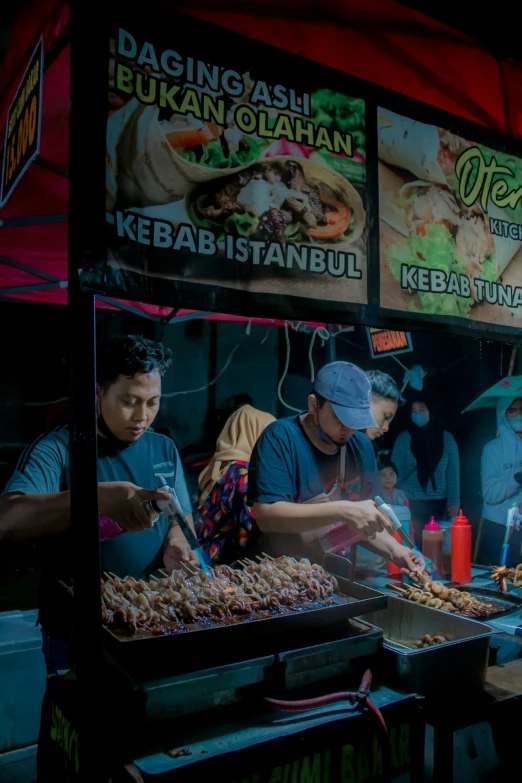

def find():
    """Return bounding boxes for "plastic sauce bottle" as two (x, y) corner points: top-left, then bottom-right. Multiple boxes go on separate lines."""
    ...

(319, 523), (362, 554)
(451, 509), (472, 584)
(422, 518), (444, 577)
(387, 530), (403, 579)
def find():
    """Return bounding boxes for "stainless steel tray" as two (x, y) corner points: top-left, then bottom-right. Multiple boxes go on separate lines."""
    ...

(141, 618), (384, 721)
(278, 617), (383, 690)
(365, 595), (492, 697)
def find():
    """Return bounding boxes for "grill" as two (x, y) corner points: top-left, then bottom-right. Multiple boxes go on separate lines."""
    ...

(103, 577), (387, 680)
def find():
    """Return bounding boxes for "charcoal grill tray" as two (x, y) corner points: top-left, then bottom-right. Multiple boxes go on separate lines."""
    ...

(103, 578), (387, 680)
(443, 584), (522, 620)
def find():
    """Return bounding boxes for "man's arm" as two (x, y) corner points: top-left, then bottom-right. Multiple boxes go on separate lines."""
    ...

(0, 483), (171, 544)
(255, 501), (420, 570)
(0, 434), (70, 543)
(361, 528), (425, 571)
(0, 491), (71, 543)
(254, 499), (394, 537)
(164, 514), (198, 567)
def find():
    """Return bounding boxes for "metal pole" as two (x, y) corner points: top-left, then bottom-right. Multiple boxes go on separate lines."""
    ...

(67, 288), (101, 781)
(68, 0), (106, 776)
(68, 291), (101, 675)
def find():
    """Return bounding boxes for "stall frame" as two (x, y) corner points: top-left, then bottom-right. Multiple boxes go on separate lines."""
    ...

(3, 0), (522, 779)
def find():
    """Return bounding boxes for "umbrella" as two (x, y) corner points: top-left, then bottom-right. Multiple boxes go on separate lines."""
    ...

(462, 376), (522, 413)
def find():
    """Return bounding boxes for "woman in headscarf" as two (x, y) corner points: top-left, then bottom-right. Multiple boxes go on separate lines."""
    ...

(479, 395), (522, 566)
(198, 405), (276, 564)
(391, 397), (460, 543)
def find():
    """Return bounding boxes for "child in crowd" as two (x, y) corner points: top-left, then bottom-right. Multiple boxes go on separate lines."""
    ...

(378, 458), (409, 507)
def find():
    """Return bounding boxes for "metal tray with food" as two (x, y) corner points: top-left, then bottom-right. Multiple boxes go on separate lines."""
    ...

(102, 557), (388, 680)
(444, 584), (522, 618)
(389, 570), (522, 620)
(365, 595), (492, 698)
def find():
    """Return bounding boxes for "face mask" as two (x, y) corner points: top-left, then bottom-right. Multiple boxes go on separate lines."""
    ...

(316, 425), (338, 447)
(508, 415), (522, 433)
(97, 412), (132, 450)
(314, 407), (339, 448)
(411, 411), (428, 428)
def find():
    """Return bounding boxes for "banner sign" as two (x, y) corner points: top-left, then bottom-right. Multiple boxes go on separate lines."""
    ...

(77, 7), (522, 339)
(1, 38), (43, 207)
(367, 327), (412, 359)
(378, 108), (522, 331)
(100, 15), (368, 311)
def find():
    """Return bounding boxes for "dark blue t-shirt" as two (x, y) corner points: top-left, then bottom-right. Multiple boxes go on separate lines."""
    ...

(249, 414), (381, 505)
(247, 414), (381, 558)
(3, 426), (191, 638)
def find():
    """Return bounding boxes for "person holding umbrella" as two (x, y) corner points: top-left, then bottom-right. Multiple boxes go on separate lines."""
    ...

(464, 378), (522, 566)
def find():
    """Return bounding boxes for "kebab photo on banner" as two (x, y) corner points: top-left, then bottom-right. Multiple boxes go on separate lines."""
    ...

(103, 25), (369, 304)
(378, 108), (522, 329)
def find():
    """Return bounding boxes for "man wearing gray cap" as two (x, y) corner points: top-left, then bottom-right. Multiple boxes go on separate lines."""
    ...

(248, 361), (422, 570)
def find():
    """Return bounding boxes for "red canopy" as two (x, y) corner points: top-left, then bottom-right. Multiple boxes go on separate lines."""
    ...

(1, 0), (520, 323)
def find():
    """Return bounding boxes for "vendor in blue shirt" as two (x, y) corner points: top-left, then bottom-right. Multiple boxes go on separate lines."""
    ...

(249, 361), (423, 571)
(0, 335), (195, 673)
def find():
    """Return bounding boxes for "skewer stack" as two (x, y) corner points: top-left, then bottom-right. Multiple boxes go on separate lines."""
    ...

(388, 571), (494, 618)
(101, 556), (340, 634)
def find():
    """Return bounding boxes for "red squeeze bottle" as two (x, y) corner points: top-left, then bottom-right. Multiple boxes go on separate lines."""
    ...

(451, 509), (472, 584)
(387, 531), (403, 579)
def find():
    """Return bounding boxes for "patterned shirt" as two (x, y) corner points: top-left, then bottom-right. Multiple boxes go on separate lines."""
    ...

(199, 461), (254, 564)
(391, 430), (460, 506)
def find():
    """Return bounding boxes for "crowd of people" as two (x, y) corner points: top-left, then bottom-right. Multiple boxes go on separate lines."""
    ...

(1, 333), (521, 674)
(198, 357), (522, 571)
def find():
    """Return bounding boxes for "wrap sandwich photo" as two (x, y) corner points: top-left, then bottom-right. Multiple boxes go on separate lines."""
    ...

(378, 108), (468, 189)
(106, 91), (267, 212)
(186, 156), (366, 248)
(378, 109), (522, 319)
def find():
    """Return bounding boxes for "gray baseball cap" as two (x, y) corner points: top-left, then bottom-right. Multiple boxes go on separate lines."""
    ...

(313, 361), (377, 430)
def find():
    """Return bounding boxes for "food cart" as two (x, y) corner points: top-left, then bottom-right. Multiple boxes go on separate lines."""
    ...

(3, 0), (522, 781)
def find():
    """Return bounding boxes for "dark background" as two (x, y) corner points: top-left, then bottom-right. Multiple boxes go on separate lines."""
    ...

(1, 2), (520, 65)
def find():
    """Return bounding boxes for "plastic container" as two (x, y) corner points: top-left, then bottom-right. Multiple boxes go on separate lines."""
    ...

(451, 509), (472, 584)
(387, 503), (412, 531)
(319, 523), (362, 554)
(98, 514), (125, 540)
(387, 530), (403, 579)
(422, 518), (444, 577)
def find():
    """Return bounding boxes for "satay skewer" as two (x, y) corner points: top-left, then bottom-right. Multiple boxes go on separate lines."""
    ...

(101, 556), (339, 634)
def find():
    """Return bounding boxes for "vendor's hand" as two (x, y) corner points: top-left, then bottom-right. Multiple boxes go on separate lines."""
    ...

(164, 527), (199, 570)
(98, 482), (170, 533)
(392, 545), (426, 574)
(339, 500), (395, 539)
(448, 505), (459, 518)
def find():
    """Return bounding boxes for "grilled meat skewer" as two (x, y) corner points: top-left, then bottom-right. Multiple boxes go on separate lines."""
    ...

(102, 556), (339, 634)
